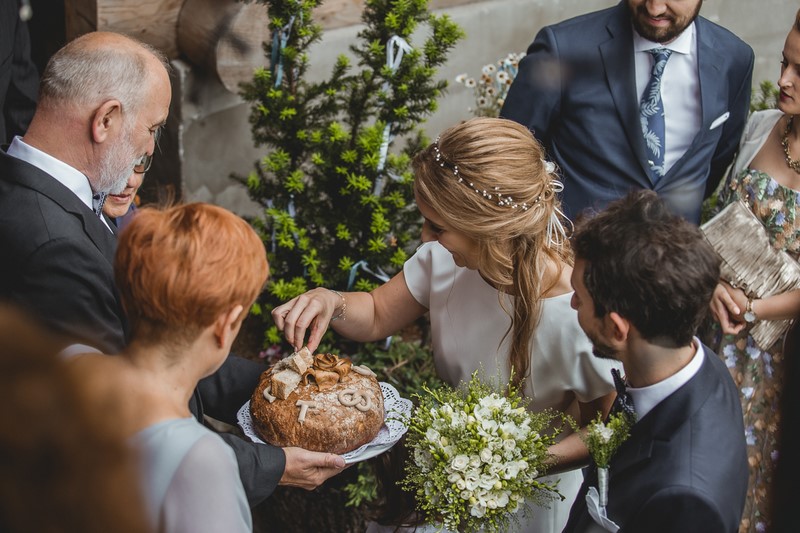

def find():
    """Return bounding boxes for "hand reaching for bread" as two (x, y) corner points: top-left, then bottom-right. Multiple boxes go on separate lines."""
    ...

(272, 287), (341, 352)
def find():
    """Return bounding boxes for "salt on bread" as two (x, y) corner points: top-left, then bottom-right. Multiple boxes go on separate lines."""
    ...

(250, 348), (384, 454)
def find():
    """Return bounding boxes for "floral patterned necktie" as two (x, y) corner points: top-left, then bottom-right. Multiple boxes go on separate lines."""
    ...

(639, 48), (673, 180)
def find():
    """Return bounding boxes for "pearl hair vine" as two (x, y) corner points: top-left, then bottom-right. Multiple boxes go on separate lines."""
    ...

(433, 136), (535, 211)
(432, 136), (570, 247)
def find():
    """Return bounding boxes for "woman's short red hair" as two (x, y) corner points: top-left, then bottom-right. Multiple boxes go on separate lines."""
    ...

(115, 203), (268, 340)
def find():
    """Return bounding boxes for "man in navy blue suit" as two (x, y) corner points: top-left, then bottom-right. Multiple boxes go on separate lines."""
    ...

(564, 190), (748, 532)
(501, 0), (754, 223)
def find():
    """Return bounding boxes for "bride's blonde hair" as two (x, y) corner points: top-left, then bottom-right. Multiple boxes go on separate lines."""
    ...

(413, 117), (573, 392)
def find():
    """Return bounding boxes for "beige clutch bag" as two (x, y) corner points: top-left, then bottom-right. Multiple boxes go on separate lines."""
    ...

(701, 199), (800, 349)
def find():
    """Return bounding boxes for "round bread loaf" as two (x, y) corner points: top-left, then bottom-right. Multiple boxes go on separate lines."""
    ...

(250, 352), (384, 454)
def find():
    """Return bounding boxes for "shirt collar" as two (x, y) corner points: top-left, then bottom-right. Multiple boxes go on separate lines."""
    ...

(7, 136), (96, 211)
(633, 21), (695, 55)
(626, 337), (704, 420)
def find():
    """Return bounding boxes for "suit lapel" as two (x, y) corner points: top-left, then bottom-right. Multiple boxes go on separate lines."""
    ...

(0, 151), (117, 264)
(695, 20), (724, 133)
(599, 8), (654, 185)
(609, 347), (717, 479)
(662, 17), (724, 181)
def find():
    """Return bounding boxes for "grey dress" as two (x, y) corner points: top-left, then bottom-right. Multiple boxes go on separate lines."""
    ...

(132, 417), (252, 532)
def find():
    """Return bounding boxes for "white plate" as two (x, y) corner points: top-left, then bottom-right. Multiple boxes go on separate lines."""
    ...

(237, 381), (412, 464)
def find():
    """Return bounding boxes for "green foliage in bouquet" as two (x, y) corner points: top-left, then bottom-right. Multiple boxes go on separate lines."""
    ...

(401, 372), (562, 533)
(239, 0), (464, 348)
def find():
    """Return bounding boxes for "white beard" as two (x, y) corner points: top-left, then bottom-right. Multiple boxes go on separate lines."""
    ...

(93, 124), (140, 194)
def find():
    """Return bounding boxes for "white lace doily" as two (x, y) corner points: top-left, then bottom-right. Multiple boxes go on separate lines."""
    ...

(237, 381), (412, 463)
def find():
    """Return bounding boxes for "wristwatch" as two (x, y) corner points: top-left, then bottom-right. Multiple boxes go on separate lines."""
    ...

(744, 298), (758, 324)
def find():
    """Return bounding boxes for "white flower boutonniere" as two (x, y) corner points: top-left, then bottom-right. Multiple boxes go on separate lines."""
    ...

(582, 412), (632, 508)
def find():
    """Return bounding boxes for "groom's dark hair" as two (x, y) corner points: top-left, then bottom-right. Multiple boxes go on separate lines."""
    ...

(572, 190), (720, 348)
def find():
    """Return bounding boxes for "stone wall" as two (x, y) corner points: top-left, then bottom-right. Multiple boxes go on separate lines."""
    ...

(160, 0), (797, 216)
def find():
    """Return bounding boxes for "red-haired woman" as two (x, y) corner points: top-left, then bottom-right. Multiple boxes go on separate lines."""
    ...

(70, 203), (269, 532)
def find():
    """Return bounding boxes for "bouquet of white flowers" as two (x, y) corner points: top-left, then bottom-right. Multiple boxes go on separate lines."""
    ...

(401, 372), (561, 533)
(455, 52), (525, 118)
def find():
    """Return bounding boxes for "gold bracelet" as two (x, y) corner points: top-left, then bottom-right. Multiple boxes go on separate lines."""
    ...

(328, 289), (347, 321)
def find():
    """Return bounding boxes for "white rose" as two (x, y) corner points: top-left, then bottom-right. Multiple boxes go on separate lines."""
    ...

(469, 455), (481, 468)
(460, 490), (471, 500)
(487, 499), (498, 509)
(496, 491), (510, 507)
(465, 471), (480, 491)
(456, 478), (467, 491)
(478, 475), (497, 490)
(503, 439), (516, 451)
(480, 448), (493, 463)
(448, 472), (461, 483)
(451, 454), (469, 471)
(426, 428), (440, 443)
(595, 424), (614, 443)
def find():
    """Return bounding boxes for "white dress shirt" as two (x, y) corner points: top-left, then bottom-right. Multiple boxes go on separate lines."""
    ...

(7, 136), (112, 231)
(626, 337), (705, 420)
(633, 23), (701, 175)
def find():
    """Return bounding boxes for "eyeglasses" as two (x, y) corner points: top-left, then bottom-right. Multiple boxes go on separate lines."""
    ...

(134, 127), (162, 174)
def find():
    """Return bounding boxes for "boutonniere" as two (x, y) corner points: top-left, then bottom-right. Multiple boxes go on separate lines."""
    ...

(583, 412), (632, 508)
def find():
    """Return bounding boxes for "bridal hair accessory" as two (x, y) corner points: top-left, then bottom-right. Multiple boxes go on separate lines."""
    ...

(434, 136), (534, 210)
(433, 138), (571, 246)
(541, 161), (570, 247)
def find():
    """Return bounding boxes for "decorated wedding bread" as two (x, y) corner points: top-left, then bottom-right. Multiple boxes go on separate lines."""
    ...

(249, 348), (385, 454)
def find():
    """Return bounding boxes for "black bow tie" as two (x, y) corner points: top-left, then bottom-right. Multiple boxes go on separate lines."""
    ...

(92, 192), (107, 217)
(610, 368), (636, 421)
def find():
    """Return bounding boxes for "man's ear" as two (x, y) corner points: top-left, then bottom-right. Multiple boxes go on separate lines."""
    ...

(606, 311), (631, 344)
(213, 305), (245, 349)
(91, 99), (123, 144)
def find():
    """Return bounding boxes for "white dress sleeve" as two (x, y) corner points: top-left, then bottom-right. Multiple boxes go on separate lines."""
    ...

(403, 242), (436, 308)
(160, 434), (252, 533)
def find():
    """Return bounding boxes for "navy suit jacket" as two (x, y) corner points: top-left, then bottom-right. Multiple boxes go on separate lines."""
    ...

(562, 347), (748, 533)
(501, 2), (754, 223)
(0, 150), (285, 506)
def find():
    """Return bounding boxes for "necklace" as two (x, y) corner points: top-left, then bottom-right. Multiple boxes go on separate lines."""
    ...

(782, 116), (800, 174)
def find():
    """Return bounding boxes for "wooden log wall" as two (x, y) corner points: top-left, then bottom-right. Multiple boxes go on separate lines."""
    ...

(65, 0), (482, 92)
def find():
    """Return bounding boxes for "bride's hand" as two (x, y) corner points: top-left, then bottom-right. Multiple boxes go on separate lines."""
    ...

(271, 288), (342, 352)
(709, 282), (746, 335)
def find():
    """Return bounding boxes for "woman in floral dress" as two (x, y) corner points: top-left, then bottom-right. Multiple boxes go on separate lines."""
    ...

(705, 10), (800, 533)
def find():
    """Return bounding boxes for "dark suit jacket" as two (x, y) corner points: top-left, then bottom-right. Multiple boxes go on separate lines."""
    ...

(0, 0), (38, 144)
(500, 2), (754, 223)
(562, 347), (748, 533)
(0, 150), (285, 506)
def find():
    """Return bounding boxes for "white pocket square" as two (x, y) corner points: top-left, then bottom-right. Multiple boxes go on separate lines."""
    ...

(710, 112), (731, 130)
(586, 487), (620, 533)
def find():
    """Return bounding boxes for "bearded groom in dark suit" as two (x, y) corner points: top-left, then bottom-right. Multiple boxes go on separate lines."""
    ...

(501, 0), (754, 223)
(564, 190), (748, 532)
